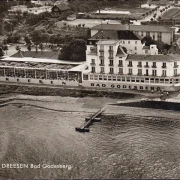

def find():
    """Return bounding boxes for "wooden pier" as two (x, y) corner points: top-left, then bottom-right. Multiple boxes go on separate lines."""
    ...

(75, 108), (105, 132)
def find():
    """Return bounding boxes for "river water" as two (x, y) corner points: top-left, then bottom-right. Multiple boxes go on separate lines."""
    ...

(0, 94), (180, 179)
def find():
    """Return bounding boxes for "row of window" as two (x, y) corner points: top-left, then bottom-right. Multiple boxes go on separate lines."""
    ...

(91, 67), (178, 76)
(135, 31), (162, 40)
(91, 60), (179, 68)
(0, 68), (79, 81)
(88, 74), (179, 84)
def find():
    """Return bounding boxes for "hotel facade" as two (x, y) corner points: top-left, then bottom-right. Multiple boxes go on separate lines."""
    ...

(81, 25), (180, 91)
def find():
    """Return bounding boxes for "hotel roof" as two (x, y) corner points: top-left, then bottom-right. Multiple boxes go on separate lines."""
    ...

(90, 30), (143, 40)
(91, 24), (175, 33)
(96, 40), (120, 45)
(127, 54), (180, 62)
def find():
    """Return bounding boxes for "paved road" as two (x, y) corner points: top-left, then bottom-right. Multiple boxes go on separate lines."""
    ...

(133, 4), (174, 25)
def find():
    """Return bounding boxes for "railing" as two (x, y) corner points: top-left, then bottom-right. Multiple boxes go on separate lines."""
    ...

(118, 64), (123, 67)
(99, 49), (104, 52)
(161, 66), (167, 69)
(118, 72), (123, 75)
(99, 64), (105, 66)
(108, 50), (114, 52)
(137, 65), (142, 67)
(152, 65), (157, 68)
(109, 64), (114, 66)
(109, 56), (114, 59)
(90, 63), (96, 66)
(174, 74), (180, 77)
(144, 65), (149, 68)
(128, 65), (132, 67)
(174, 65), (179, 68)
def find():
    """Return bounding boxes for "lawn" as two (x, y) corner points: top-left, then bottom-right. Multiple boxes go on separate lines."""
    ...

(56, 19), (121, 29)
(162, 8), (180, 19)
(89, 7), (149, 20)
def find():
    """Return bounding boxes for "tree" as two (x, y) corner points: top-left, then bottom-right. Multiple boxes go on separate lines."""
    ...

(39, 43), (44, 53)
(63, 22), (67, 27)
(27, 44), (31, 51)
(24, 36), (31, 45)
(149, 3), (151, 9)
(0, 47), (4, 58)
(4, 21), (13, 34)
(2, 45), (8, 55)
(16, 45), (21, 51)
(30, 30), (43, 51)
(58, 39), (86, 61)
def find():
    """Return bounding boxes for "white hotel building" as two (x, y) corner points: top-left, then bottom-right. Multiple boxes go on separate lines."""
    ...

(81, 26), (180, 91)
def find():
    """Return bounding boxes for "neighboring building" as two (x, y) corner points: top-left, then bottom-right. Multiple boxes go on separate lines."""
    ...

(67, 14), (76, 21)
(168, 42), (180, 54)
(51, 4), (71, 17)
(28, 6), (52, 14)
(91, 24), (176, 45)
(142, 45), (158, 55)
(31, 0), (54, 6)
(8, 5), (28, 15)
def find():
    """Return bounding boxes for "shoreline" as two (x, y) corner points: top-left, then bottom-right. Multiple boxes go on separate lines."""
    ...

(0, 82), (176, 99)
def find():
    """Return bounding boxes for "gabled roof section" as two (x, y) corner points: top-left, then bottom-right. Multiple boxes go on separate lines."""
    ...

(91, 24), (175, 33)
(116, 46), (126, 57)
(90, 30), (142, 41)
(53, 3), (70, 11)
(90, 30), (118, 40)
(118, 30), (142, 40)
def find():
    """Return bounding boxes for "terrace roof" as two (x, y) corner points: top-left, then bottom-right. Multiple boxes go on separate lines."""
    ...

(91, 24), (175, 33)
(11, 51), (59, 59)
(2, 57), (84, 65)
(70, 63), (87, 72)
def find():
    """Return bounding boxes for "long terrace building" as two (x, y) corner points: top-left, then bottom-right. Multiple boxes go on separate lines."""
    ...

(0, 56), (85, 87)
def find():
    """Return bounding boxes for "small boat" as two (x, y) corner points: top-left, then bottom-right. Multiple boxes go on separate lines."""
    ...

(85, 117), (101, 122)
(75, 127), (90, 132)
